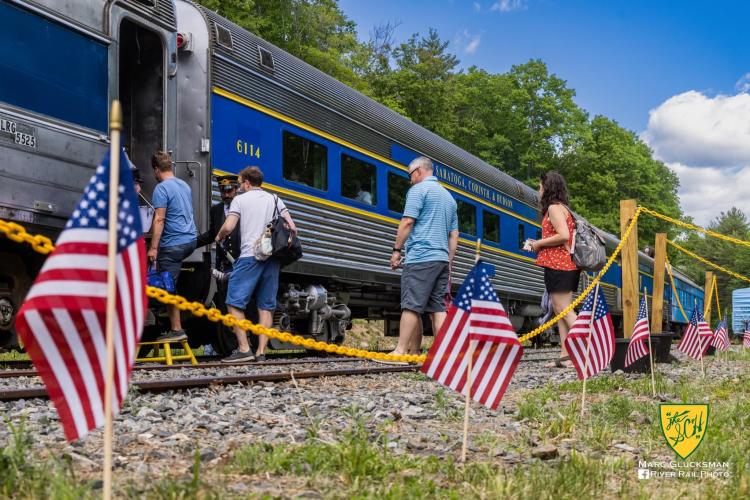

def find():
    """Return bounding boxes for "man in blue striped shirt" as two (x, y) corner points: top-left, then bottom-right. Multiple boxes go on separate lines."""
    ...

(387, 156), (458, 360)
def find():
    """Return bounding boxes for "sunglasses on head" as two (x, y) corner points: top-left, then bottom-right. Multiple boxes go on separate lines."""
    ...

(220, 185), (236, 192)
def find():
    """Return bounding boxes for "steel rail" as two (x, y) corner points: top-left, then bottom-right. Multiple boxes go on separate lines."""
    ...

(0, 350), (560, 379)
(0, 365), (419, 401)
(0, 356), (373, 379)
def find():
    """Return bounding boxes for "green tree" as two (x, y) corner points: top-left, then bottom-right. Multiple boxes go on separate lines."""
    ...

(197, 0), (372, 93)
(375, 29), (460, 137)
(679, 208), (750, 328)
(563, 116), (681, 246)
(505, 60), (589, 184)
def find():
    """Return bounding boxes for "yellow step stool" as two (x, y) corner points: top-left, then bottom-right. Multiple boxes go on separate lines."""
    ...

(136, 339), (198, 366)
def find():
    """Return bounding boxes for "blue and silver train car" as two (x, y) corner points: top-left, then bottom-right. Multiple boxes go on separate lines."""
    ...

(0, 0), (703, 352)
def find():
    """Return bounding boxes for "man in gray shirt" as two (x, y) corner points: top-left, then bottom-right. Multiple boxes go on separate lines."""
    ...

(215, 166), (297, 363)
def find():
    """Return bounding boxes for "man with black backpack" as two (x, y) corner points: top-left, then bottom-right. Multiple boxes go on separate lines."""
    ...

(215, 166), (297, 363)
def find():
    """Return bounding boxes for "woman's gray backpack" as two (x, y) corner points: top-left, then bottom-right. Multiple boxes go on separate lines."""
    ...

(565, 207), (606, 272)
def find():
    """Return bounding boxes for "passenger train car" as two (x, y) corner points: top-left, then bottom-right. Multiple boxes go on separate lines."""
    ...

(0, 0), (703, 352)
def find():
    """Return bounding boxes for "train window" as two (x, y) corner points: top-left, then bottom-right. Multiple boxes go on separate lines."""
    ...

(283, 131), (328, 191)
(456, 200), (477, 236)
(216, 25), (233, 50)
(388, 172), (410, 212)
(0, 2), (108, 130)
(518, 224), (525, 249)
(258, 46), (275, 72)
(341, 154), (376, 205)
(482, 211), (500, 243)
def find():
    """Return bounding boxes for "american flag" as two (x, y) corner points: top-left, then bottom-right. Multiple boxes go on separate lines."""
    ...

(710, 318), (729, 351)
(625, 295), (650, 367)
(421, 261), (522, 410)
(15, 148), (147, 441)
(677, 306), (712, 360)
(743, 329), (750, 349)
(564, 285), (615, 380)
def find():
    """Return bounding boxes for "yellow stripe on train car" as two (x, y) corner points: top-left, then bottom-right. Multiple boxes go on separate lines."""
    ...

(212, 87), (542, 228)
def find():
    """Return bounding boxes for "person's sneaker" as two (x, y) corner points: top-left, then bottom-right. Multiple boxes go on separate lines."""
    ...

(221, 349), (255, 363)
(254, 354), (266, 362)
(211, 268), (227, 283)
(156, 330), (187, 342)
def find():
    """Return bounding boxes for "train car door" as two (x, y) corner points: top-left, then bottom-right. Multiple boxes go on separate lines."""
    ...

(117, 18), (166, 195)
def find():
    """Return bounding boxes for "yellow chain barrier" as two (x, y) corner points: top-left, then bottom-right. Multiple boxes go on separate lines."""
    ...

(0, 218), (422, 363)
(665, 258), (689, 323)
(666, 239), (750, 285)
(2, 209), (644, 355)
(640, 206), (750, 249)
(144, 286), (424, 363)
(517, 207), (643, 343)
(0, 219), (55, 254)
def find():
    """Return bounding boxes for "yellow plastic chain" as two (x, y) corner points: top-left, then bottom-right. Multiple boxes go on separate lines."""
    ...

(0, 218), (422, 363)
(666, 239), (750, 285)
(640, 206), (750, 249)
(144, 286), (424, 363)
(2, 210), (642, 353)
(665, 258), (689, 323)
(0, 219), (55, 254)
(517, 207), (643, 343)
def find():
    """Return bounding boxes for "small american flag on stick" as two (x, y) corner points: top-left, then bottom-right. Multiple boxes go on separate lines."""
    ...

(15, 148), (147, 441)
(677, 306), (713, 360)
(564, 285), (615, 380)
(743, 329), (750, 349)
(625, 295), (650, 367)
(710, 318), (729, 351)
(421, 261), (522, 410)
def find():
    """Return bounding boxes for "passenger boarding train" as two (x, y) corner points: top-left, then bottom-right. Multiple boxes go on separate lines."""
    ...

(0, 0), (704, 353)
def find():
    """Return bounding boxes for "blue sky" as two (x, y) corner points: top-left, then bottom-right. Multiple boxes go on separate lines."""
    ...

(340, 0), (746, 133)
(339, 0), (750, 224)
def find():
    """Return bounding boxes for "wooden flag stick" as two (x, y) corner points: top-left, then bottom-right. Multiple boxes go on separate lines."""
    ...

(103, 100), (122, 500)
(461, 341), (474, 462)
(696, 299), (705, 378)
(580, 284), (601, 417)
(461, 239), (482, 462)
(644, 287), (656, 397)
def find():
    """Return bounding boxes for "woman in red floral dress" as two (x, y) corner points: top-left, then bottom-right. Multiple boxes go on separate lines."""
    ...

(530, 171), (580, 368)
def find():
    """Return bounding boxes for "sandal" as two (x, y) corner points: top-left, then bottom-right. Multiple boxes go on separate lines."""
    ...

(554, 356), (571, 368)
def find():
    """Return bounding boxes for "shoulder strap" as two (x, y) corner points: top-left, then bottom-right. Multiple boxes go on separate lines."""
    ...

(272, 194), (281, 219)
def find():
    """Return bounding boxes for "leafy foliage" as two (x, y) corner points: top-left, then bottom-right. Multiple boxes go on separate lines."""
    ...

(676, 208), (750, 328)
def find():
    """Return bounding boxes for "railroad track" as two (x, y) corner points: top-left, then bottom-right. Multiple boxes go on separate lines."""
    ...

(0, 356), (374, 379)
(0, 365), (418, 402)
(0, 349), (560, 381)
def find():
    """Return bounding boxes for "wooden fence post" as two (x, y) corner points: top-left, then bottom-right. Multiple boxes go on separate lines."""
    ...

(703, 271), (714, 324)
(651, 233), (667, 332)
(620, 200), (638, 338)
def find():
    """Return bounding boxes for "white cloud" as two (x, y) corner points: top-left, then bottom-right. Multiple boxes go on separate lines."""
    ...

(454, 30), (482, 55)
(473, 1), (481, 12)
(642, 90), (750, 167)
(465, 34), (481, 54)
(643, 86), (750, 225)
(736, 73), (750, 93)
(667, 163), (750, 226)
(490, 0), (525, 12)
